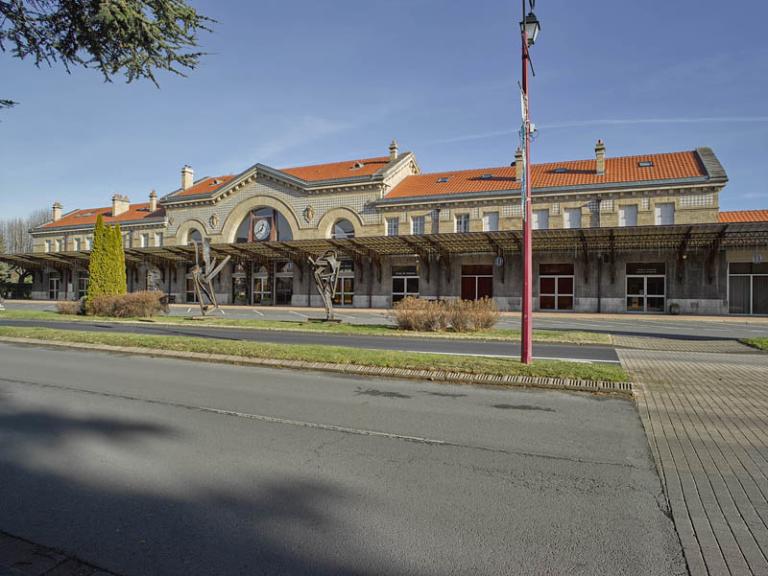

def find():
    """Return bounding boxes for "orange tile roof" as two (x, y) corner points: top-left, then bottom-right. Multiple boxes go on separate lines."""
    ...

(719, 210), (768, 223)
(170, 175), (236, 198)
(385, 151), (707, 200)
(39, 202), (165, 230)
(281, 156), (391, 181)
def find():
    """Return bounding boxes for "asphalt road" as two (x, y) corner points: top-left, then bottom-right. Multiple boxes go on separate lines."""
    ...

(0, 342), (684, 575)
(0, 318), (620, 363)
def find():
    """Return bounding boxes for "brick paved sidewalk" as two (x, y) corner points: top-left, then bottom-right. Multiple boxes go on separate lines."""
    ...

(0, 531), (117, 576)
(619, 343), (768, 576)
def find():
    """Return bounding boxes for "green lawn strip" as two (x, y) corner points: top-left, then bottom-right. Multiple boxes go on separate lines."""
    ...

(0, 326), (628, 383)
(0, 309), (611, 345)
(742, 337), (768, 351)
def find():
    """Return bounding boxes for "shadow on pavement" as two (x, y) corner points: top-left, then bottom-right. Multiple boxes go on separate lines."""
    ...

(0, 393), (419, 576)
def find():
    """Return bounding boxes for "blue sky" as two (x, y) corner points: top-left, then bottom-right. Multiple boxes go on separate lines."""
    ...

(1, 0), (767, 219)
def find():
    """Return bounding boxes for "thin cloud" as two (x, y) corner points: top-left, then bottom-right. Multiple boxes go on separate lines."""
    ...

(426, 116), (768, 146)
(542, 117), (768, 129)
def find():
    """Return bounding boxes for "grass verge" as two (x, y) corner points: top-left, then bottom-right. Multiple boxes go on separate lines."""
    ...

(0, 309), (611, 345)
(0, 326), (628, 383)
(742, 338), (768, 351)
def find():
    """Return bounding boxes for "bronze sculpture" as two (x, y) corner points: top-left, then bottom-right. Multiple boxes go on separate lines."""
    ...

(308, 249), (341, 321)
(190, 239), (231, 316)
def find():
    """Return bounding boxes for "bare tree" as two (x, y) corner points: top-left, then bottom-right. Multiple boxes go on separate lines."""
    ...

(0, 207), (50, 253)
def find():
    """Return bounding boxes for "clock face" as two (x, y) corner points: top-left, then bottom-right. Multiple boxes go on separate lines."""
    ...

(253, 218), (271, 241)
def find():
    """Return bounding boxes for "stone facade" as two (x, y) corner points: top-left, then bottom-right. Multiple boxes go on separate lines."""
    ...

(19, 142), (768, 315)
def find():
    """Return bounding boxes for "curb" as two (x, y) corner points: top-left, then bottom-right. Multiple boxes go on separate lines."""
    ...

(0, 529), (119, 576)
(0, 335), (633, 396)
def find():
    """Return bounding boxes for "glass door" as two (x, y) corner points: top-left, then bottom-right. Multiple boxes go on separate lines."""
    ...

(274, 261), (294, 306)
(755, 276), (768, 315)
(729, 263), (768, 315)
(77, 275), (89, 300)
(48, 277), (60, 300)
(539, 264), (574, 310)
(626, 264), (666, 313)
(626, 275), (665, 312)
(461, 265), (494, 301)
(252, 265), (273, 305)
(333, 261), (355, 307)
(231, 264), (249, 305)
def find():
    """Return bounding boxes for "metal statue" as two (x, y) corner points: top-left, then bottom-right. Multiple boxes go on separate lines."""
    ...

(308, 249), (341, 321)
(146, 265), (163, 292)
(190, 239), (231, 316)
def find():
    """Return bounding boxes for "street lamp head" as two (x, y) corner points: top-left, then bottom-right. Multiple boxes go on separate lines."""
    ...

(521, 11), (541, 46)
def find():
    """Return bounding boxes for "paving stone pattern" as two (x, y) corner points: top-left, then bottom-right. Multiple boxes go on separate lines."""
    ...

(619, 342), (768, 576)
(613, 335), (761, 354)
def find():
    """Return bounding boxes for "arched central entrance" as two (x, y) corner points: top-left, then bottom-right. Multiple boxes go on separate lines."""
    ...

(231, 207), (295, 306)
(235, 207), (293, 243)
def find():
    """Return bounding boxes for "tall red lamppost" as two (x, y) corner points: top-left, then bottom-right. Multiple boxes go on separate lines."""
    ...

(519, 1), (540, 365)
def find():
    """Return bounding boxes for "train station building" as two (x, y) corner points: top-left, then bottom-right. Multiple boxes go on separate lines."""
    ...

(3, 140), (767, 315)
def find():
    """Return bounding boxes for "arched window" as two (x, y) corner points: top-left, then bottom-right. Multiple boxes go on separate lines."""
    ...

(331, 219), (355, 239)
(235, 208), (293, 243)
(187, 228), (203, 245)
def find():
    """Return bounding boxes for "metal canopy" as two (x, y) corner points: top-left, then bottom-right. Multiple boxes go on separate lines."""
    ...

(2, 223), (767, 269)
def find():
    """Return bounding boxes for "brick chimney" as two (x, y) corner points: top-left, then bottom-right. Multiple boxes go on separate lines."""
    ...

(181, 165), (194, 190)
(52, 202), (62, 222)
(389, 139), (399, 162)
(515, 147), (524, 181)
(112, 194), (130, 217)
(595, 139), (606, 176)
(149, 189), (158, 212)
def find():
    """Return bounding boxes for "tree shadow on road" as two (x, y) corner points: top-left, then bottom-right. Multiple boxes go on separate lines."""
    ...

(0, 392), (421, 576)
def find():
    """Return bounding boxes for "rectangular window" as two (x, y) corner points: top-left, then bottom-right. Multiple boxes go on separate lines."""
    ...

(411, 216), (425, 235)
(44, 240), (51, 253)
(455, 213), (470, 233)
(532, 209), (549, 230)
(482, 212), (499, 232)
(140, 233), (149, 248)
(73, 238), (82, 251)
(619, 205), (638, 227)
(539, 263), (575, 311)
(431, 210), (441, 234)
(54, 239), (62, 252)
(123, 234), (131, 249)
(563, 208), (582, 229)
(154, 233), (163, 247)
(386, 217), (400, 236)
(655, 202), (675, 225)
(392, 265), (420, 303)
(85, 236), (93, 250)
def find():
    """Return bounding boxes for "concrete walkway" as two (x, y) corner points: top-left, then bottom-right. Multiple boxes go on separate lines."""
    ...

(619, 340), (768, 576)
